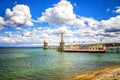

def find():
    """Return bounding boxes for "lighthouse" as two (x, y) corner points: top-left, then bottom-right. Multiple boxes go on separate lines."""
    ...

(59, 31), (65, 52)
(43, 40), (48, 49)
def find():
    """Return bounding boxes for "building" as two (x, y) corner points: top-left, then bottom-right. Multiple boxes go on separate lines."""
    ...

(58, 32), (65, 52)
(43, 40), (48, 49)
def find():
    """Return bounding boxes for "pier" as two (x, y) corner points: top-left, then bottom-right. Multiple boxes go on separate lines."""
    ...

(43, 33), (120, 53)
(108, 47), (120, 53)
(58, 32), (108, 53)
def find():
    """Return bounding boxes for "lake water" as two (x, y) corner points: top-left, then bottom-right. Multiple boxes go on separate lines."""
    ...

(0, 48), (120, 80)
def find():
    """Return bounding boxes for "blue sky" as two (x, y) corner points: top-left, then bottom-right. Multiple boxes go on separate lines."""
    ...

(0, 0), (119, 20)
(0, 0), (120, 47)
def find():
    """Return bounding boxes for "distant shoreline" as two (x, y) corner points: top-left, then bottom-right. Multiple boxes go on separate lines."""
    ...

(69, 65), (120, 80)
(0, 47), (42, 49)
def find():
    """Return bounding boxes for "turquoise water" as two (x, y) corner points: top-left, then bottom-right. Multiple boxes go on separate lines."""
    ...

(0, 48), (120, 80)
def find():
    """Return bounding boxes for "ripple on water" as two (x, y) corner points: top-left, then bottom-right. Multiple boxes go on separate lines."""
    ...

(0, 48), (120, 80)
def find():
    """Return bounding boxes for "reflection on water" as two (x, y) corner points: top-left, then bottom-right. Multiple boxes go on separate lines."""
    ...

(0, 48), (120, 80)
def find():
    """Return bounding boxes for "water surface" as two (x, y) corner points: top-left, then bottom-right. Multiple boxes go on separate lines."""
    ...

(0, 48), (120, 80)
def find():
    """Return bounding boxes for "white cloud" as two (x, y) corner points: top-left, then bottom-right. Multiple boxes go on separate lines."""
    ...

(0, 0), (120, 45)
(72, 18), (86, 27)
(78, 17), (99, 28)
(0, 26), (74, 46)
(0, 20), (120, 46)
(0, 17), (5, 30)
(0, 36), (16, 43)
(101, 15), (120, 32)
(0, 17), (5, 25)
(0, 25), (4, 30)
(0, 4), (33, 28)
(53, 26), (74, 37)
(38, 0), (100, 28)
(15, 27), (22, 30)
(37, 2), (120, 44)
(115, 6), (120, 14)
(38, 0), (76, 25)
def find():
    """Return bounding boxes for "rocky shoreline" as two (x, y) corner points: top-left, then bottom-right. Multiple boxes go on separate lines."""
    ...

(69, 65), (120, 80)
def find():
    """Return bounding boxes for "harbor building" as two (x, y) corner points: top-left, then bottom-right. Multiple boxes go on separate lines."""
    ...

(43, 40), (58, 50)
(106, 43), (120, 53)
(108, 47), (119, 53)
(43, 40), (48, 49)
(63, 44), (107, 53)
(43, 33), (120, 53)
(57, 32), (107, 53)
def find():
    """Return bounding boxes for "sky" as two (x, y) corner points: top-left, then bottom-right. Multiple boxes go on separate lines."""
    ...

(0, 0), (120, 47)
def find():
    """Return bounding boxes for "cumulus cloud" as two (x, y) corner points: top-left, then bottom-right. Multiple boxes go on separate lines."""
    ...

(0, 17), (5, 25)
(0, 36), (16, 43)
(101, 15), (120, 32)
(38, 0), (76, 25)
(1, 0), (120, 46)
(0, 26), (74, 46)
(0, 17), (5, 30)
(79, 17), (99, 28)
(37, 0), (120, 44)
(0, 25), (4, 30)
(0, 4), (33, 28)
(38, 0), (100, 28)
(0, 21), (119, 46)
(15, 27), (22, 30)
